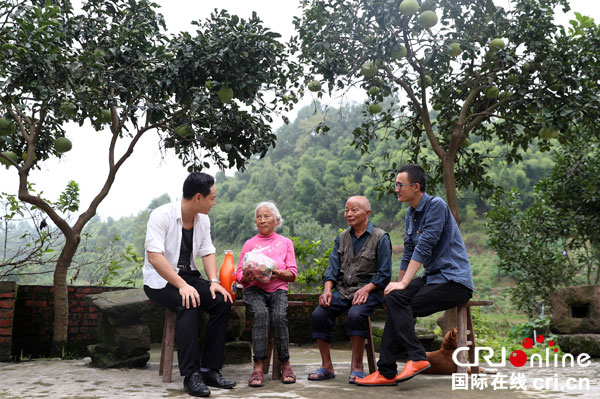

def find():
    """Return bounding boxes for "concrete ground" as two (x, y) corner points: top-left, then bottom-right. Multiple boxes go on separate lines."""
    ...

(1, 343), (599, 399)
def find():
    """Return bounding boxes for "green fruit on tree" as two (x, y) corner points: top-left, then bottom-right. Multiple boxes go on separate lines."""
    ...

(461, 137), (471, 148)
(217, 86), (234, 103)
(448, 42), (462, 57)
(0, 120), (14, 136)
(490, 38), (505, 51)
(498, 91), (513, 100)
(0, 117), (11, 129)
(100, 109), (112, 124)
(0, 151), (18, 167)
(175, 125), (193, 137)
(485, 86), (499, 99)
(54, 137), (72, 153)
(308, 80), (321, 92)
(368, 103), (382, 115)
(3, 121), (17, 135)
(522, 62), (533, 73)
(368, 86), (381, 96)
(424, 75), (433, 86)
(361, 62), (378, 78)
(432, 102), (442, 111)
(390, 44), (407, 60)
(22, 151), (36, 162)
(399, 0), (419, 16)
(418, 11), (438, 28)
(61, 101), (77, 117)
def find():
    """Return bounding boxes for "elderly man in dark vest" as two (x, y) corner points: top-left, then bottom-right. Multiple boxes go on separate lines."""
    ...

(308, 196), (392, 383)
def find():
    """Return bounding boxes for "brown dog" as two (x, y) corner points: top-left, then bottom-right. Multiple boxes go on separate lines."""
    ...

(424, 327), (459, 374)
(424, 328), (491, 374)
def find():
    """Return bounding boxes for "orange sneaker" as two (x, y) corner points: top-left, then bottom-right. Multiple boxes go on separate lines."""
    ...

(355, 371), (398, 386)
(395, 360), (431, 382)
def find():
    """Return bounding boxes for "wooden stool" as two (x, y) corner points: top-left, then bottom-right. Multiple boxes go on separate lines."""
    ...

(158, 300), (305, 383)
(260, 300), (305, 380)
(349, 316), (377, 374)
(456, 300), (494, 374)
(364, 316), (377, 373)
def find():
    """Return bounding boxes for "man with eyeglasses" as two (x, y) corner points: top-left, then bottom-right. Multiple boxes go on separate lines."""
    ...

(356, 164), (474, 387)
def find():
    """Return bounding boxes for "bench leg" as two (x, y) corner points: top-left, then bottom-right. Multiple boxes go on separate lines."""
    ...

(456, 303), (468, 374)
(466, 306), (479, 374)
(263, 311), (283, 379)
(365, 317), (377, 374)
(160, 308), (176, 383)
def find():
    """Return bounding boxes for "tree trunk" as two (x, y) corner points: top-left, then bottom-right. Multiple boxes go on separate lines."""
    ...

(51, 235), (80, 357)
(441, 155), (461, 227)
(440, 155), (463, 333)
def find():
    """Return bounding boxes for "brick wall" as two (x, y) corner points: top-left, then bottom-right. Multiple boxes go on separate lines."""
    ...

(0, 281), (18, 361)
(3, 285), (345, 360)
(11, 285), (128, 359)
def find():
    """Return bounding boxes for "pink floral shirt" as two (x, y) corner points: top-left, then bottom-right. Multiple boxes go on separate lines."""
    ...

(236, 232), (297, 293)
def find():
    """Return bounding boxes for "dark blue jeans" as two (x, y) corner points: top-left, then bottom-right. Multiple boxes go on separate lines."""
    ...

(311, 290), (383, 342)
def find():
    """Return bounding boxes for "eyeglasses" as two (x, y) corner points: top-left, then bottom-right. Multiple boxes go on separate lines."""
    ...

(394, 182), (416, 189)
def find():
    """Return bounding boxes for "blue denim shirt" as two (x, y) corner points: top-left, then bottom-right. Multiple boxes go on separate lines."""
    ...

(324, 221), (392, 290)
(401, 193), (474, 291)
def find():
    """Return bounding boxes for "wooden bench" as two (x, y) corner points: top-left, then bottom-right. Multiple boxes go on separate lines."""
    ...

(360, 300), (494, 375)
(158, 299), (304, 383)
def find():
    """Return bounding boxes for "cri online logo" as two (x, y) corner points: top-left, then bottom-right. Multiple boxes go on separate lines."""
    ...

(452, 334), (592, 368)
(510, 335), (555, 367)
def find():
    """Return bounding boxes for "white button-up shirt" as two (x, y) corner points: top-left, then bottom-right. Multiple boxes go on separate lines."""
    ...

(143, 200), (216, 289)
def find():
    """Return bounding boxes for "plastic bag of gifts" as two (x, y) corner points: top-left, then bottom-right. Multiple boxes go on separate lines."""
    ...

(242, 247), (278, 283)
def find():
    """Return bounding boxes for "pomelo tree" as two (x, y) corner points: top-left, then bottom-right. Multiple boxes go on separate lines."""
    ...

(0, 0), (300, 355)
(294, 0), (596, 225)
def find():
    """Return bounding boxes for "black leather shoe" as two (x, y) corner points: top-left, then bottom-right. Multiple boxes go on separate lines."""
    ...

(183, 372), (211, 397)
(201, 369), (236, 389)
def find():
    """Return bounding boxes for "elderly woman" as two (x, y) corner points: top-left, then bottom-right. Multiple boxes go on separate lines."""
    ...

(236, 201), (297, 387)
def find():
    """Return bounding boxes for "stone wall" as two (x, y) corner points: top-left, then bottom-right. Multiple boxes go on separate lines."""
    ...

(550, 285), (600, 357)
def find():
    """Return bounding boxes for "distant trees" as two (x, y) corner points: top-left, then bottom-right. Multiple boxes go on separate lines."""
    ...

(210, 103), (554, 245)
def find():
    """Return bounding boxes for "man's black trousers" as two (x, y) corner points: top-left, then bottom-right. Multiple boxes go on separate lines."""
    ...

(377, 276), (472, 379)
(144, 271), (231, 376)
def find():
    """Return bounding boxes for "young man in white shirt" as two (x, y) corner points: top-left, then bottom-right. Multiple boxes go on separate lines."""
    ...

(143, 172), (235, 397)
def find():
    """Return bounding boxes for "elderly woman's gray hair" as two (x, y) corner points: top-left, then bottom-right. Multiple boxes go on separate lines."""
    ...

(254, 201), (283, 229)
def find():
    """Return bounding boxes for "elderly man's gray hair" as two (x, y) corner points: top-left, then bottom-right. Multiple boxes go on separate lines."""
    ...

(254, 201), (284, 229)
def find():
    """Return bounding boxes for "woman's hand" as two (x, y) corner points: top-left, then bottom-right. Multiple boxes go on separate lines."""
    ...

(242, 267), (255, 283)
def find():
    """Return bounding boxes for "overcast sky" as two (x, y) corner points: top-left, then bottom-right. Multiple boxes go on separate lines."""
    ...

(0, 0), (598, 220)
